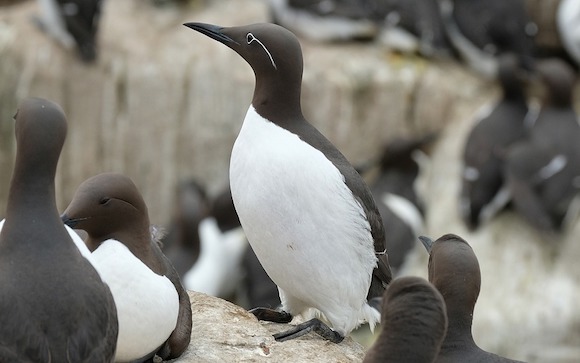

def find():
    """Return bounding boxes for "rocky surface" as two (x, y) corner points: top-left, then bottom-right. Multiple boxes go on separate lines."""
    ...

(171, 291), (366, 362)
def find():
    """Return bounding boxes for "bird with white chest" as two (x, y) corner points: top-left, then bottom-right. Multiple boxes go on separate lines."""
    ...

(184, 22), (392, 343)
(61, 172), (192, 362)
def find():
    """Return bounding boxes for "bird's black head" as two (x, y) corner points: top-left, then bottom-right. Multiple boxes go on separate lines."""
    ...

(184, 22), (304, 120)
(184, 22), (302, 76)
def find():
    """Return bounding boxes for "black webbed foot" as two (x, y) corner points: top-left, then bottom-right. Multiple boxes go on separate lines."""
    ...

(249, 307), (293, 323)
(273, 318), (344, 343)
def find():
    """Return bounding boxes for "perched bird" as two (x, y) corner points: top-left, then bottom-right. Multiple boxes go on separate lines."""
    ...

(268, 0), (379, 42)
(0, 97), (118, 362)
(359, 135), (434, 273)
(181, 211), (247, 298)
(34, 0), (104, 62)
(420, 234), (525, 363)
(460, 54), (532, 230)
(160, 181), (277, 307)
(375, 0), (452, 59)
(240, 242), (281, 309)
(184, 22), (392, 343)
(363, 276), (448, 363)
(61, 172), (192, 362)
(557, 0), (580, 68)
(439, 0), (536, 78)
(209, 186), (280, 308)
(504, 58), (580, 232)
(161, 179), (210, 278)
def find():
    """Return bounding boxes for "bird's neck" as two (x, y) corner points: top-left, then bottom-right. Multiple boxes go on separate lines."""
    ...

(441, 307), (477, 350)
(5, 157), (59, 223)
(252, 73), (303, 123)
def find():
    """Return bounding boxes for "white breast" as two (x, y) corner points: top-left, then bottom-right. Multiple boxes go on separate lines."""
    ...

(92, 240), (179, 362)
(229, 106), (378, 335)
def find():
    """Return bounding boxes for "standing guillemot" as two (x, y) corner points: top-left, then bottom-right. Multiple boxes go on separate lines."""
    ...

(210, 185), (280, 308)
(557, 0), (580, 68)
(504, 58), (580, 233)
(61, 172), (192, 362)
(161, 181), (274, 306)
(362, 276), (448, 363)
(34, 0), (104, 62)
(374, 0), (452, 59)
(420, 234), (525, 363)
(161, 179), (209, 278)
(181, 213), (247, 298)
(183, 185), (247, 300)
(358, 135), (434, 273)
(439, 0), (536, 78)
(0, 97), (118, 362)
(184, 22), (392, 343)
(460, 54), (532, 230)
(268, 0), (379, 42)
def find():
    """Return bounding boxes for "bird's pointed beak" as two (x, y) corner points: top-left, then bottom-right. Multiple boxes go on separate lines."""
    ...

(419, 235), (434, 253)
(61, 213), (88, 228)
(183, 22), (239, 46)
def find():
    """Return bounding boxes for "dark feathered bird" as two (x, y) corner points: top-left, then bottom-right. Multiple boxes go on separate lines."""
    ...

(363, 276), (448, 363)
(420, 234), (526, 363)
(504, 58), (580, 232)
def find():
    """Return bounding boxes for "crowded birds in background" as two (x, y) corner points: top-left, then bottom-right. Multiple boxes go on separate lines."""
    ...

(358, 135), (434, 273)
(184, 21), (392, 343)
(504, 58), (580, 233)
(363, 276), (448, 363)
(439, 0), (536, 79)
(268, 0), (379, 42)
(0, 97), (118, 362)
(61, 172), (192, 362)
(459, 54), (532, 230)
(161, 179), (209, 278)
(34, 0), (104, 62)
(420, 234), (525, 363)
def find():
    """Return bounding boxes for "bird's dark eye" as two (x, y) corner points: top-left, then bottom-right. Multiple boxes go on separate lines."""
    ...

(246, 32), (254, 44)
(99, 197), (110, 205)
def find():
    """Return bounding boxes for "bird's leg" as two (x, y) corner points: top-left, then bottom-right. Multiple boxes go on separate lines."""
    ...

(273, 318), (344, 343)
(249, 307), (293, 323)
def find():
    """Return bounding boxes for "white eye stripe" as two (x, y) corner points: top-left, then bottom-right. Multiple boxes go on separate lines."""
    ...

(246, 32), (277, 70)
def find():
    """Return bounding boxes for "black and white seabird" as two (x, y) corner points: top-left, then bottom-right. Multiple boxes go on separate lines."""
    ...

(161, 179), (209, 278)
(161, 181), (248, 301)
(184, 22), (392, 343)
(358, 135), (434, 273)
(504, 58), (580, 233)
(268, 0), (379, 42)
(210, 185), (280, 308)
(374, 0), (452, 59)
(161, 181), (276, 307)
(362, 276), (448, 363)
(439, 0), (536, 78)
(180, 204), (247, 299)
(61, 172), (192, 362)
(420, 234), (525, 363)
(557, 0), (580, 68)
(460, 54), (532, 230)
(35, 0), (104, 62)
(0, 97), (118, 362)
